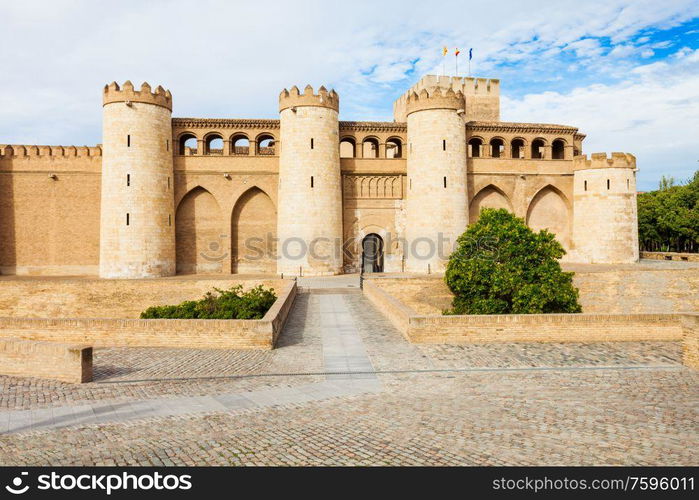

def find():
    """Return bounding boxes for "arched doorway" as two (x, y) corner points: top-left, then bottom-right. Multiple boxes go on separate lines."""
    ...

(231, 187), (276, 273)
(362, 233), (384, 273)
(176, 187), (224, 274)
(469, 185), (513, 224)
(526, 186), (571, 250)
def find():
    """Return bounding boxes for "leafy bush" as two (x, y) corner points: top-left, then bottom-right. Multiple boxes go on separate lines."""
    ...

(444, 208), (582, 315)
(140, 285), (277, 320)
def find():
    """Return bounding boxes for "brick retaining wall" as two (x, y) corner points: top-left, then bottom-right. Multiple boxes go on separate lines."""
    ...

(363, 280), (685, 344)
(0, 338), (92, 383)
(682, 313), (699, 369)
(0, 281), (297, 350)
(641, 251), (699, 262)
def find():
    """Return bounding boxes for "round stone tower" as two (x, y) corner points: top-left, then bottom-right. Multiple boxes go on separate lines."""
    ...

(277, 85), (343, 276)
(404, 87), (468, 273)
(571, 153), (639, 263)
(100, 81), (176, 278)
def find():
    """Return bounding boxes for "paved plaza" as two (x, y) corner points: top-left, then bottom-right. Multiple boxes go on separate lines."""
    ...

(0, 279), (697, 466)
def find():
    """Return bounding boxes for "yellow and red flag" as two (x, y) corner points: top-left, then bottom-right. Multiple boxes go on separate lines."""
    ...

(455, 48), (460, 57)
(442, 46), (448, 56)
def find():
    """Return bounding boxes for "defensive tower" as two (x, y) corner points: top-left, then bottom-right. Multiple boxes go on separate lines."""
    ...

(572, 153), (639, 263)
(277, 85), (343, 276)
(404, 87), (468, 273)
(99, 81), (176, 278)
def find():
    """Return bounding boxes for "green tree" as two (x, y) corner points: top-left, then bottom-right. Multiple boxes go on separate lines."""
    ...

(444, 208), (581, 315)
(638, 170), (698, 252)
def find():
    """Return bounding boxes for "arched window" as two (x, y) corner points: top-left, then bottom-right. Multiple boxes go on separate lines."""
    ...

(340, 138), (356, 158)
(468, 137), (483, 158)
(179, 133), (197, 155)
(490, 138), (504, 158)
(531, 139), (545, 159)
(386, 138), (402, 158)
(257, 134), (275, 155)
(231, 134), (250, 155)
(552, 139), (565, 160)
(511, 139), (525, 159)
(204, 134), (223, 155)
(362, 138), (379, 158)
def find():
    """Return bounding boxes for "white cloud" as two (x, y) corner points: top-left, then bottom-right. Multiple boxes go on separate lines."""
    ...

(0, 0), (698, 188)
(502, 48), (699, 190)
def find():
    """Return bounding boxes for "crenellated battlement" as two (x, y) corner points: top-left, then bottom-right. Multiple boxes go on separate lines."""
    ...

(394, 74), (500, 122)
(574, 152), (636, 171)
(103, 81), (172, 111)
(279, 84), (339, 112)
(404, 87), (465, 116)
(0, 144), (102, 158)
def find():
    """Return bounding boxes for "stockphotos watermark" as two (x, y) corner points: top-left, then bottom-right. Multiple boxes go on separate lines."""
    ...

(4, 470), (192, 495)
(199, 232), (500, 262)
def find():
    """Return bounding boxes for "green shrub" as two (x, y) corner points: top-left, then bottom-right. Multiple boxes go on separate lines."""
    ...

(140, 285), (277, 320)
(444, 208), (582, 315)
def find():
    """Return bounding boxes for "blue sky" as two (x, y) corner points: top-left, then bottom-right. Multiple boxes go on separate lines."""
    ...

(1, 0), (698, 190)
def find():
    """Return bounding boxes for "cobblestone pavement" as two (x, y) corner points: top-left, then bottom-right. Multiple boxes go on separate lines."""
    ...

(0, 287), (697, 465)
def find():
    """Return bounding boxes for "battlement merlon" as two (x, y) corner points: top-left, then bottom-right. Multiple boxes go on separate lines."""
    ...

(0, 144), (102, 158)
(103, 81), (172, 111)
(279, 85), (339, 113)
(394, 75), (500, 121)
(405, 87), (465, 116)
(574, 152), (637, 171)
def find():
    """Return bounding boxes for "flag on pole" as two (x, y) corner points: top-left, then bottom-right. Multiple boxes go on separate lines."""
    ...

(455, 48), (460, 75)
(469, 48), (473, 60)
(455, 48), (461, 57)
(442, 46), (448, 56)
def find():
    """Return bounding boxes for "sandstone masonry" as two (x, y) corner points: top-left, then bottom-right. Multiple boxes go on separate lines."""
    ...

(0, 74), (639, 277)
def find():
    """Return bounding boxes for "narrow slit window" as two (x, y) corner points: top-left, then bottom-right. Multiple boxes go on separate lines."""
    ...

(168, 214), (172, 226)
(410, 178), (412, 190)
(127, 174), (130, 186)
(443, 176), (447, 188)
(126, 213), (130, 226)
(311, 176), (314, 188)
(166, 139), (169, 151)
(311, 138), (314, 149)
(627, 179), (629, 190)
(584, 180), (587, 191)
(167, 176), (170, 190)
(442, 140), (446, 151)
(607, 179), (610, 190)
(127, 135), (130, 147)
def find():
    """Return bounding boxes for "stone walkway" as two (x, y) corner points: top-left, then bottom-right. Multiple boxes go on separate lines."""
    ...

(0, 288), (380, 433)
(0, 277), (697, 465)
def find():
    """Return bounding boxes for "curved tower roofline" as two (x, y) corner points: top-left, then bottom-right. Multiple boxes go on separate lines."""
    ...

(103, 81), (173, 111)
(405, 87), (465, 116)
(279, 84), (339, 112)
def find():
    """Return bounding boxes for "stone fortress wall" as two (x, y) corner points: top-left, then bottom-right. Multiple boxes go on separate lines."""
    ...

(0, 74), (639, 277)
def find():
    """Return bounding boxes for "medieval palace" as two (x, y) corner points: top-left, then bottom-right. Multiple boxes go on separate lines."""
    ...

(0, 75), (639, 278)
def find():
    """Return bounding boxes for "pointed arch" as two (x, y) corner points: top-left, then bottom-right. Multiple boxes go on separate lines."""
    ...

(231, 186), (277, 273)
(469, 184), (513, 223)
(526, 184), (571, 249)
(176, 186), (225, 274)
